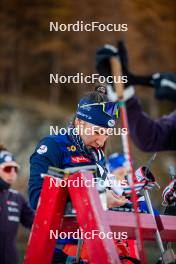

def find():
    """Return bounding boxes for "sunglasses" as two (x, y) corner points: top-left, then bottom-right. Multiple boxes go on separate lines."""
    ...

(3, 166), (18, 173)
(80, 102), (119, 119)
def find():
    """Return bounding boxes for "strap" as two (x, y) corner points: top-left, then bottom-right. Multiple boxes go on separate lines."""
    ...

(120, 256), (141, 264)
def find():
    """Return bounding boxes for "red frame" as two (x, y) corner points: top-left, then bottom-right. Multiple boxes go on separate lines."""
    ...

(24, 172), (176, 264)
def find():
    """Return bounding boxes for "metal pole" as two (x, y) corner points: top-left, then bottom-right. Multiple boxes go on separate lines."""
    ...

(143, 190), (165, 254)
(75, 238), (84, 263)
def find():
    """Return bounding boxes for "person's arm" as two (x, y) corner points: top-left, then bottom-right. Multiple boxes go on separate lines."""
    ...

(19, 194), (35, 228)
(29, 137), (61, 210)
(126, 96), (176, 152)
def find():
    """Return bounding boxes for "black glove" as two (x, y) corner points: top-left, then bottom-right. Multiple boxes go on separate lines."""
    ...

(96, 41), (135, 101)
(96, 41), (176, 102)
(122, 71), (176, 102)
(151, 72), (176, 102)
(96, 44), (119, 76)
(96, 40), (130, 86)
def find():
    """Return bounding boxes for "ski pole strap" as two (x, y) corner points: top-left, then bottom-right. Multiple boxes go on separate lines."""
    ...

(122, 181), (156, 195)
(134, 166), (159, 189)
(105, 167), (159, 195)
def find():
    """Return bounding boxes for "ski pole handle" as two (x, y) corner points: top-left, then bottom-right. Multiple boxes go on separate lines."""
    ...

(110, 57), (124, 99)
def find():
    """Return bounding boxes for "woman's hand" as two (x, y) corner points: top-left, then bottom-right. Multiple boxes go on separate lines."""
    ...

(106, 189), (128, 208)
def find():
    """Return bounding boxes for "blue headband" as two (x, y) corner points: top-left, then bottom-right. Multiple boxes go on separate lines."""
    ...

(108, 153), (126, 173)
(76, 99), (117, 128)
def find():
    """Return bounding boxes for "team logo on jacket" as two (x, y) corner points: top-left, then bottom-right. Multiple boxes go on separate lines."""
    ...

(108, 119), (115, 127)
(71, 156), (91, 163)
(37, 145), (48, 154)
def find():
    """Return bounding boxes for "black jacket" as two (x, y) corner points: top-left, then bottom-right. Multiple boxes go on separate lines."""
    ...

(0, 188), (34, 264)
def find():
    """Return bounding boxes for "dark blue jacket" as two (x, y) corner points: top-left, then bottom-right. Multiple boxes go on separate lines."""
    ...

(126, 96), (176, 151)
(0, 188), (34, 264)
(29, 134), (96, 210)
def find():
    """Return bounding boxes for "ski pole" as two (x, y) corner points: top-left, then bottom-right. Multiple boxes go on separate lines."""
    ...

(144, 153), (165, 254)
(144, 153), (176, 263)
(143, 190), (165, 253)
(110, 53), (146, 263)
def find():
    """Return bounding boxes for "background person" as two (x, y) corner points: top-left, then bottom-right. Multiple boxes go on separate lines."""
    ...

(96, 42), (176, 152)
(107, 152), (159, 214)
(0, 145), (34, 264)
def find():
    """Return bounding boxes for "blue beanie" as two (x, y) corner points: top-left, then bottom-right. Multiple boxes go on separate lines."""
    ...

(108, 153), (126, 173)
(76, 98), (117, 128)
(0, 150), (19, 168)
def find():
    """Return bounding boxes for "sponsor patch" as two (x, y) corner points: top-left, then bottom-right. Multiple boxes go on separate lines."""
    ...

(8, 216), (20, 222)
(76, 111), (92, 120)
(67, 145), (77, 152)
(6, 200), (18, 206)
(71, 156), (91, 163)
(8, 207), (19, 213)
